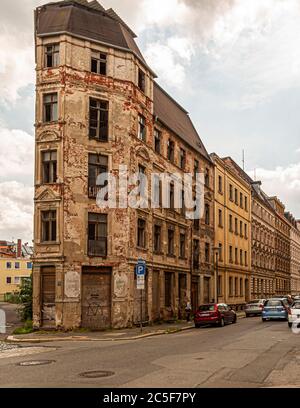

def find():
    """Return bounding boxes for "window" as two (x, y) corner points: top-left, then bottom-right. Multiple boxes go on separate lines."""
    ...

(193, 240), (200, 268)
(245, 196), (248, 211)
(88, 213), (108, 256)
(229, 184), (233, 201)
(205, 169), (210, 187)
(138, 69), (146, 92)
(15, 262), (20, 269)
(235, 278), (238, 296)
(14, 277), (20, 285)
(27, 262), (32, 269)
(240, 221), (243, 237)
(229, 214), (233, 232)
(89, 99), (109, 142)
(43, 93), (58, 122)
(45, 44), (59, 68)
(229, 277), (233, 296)
(240, 192), (243, 208)
(218, 209), (223, 227)
(235, 248), (238, 264)
(91, 51), (107, 75)
(205, 243), (210, 263)
(167, 140), (175, 162)
(219, 243), (223, 262)
(168, 228), (175, 256)
(137, 218), (146, 248)
(42, 150), (57, 184)
(180, 233), (186, 258)
(218, 176), (223, 193)
(235, 218), (238, 234)
(138, 115), (146, 141)
(154, 129), (161, 154)
(205, 204), (210, 225)
(180, 149), (186, 169)
(194, 160), (199, 178)
(154, 225), (161, 253)
(218, 276), (222, 296)
(169, 182), (175, 210)
(88, 154), (108, 198)
(240, 249), (243, 265)
(245, 251), (248, 266)
(153, 175), (162, 208)
(41, 210), (57, 242)
(6, 262), (11, 269)
(240, 279), (244, 297)
(229, 246), (233, 263)
(6, 277), (12, 284)
(165, 273), (172, 307)
(244, 224), (248, 239)
(235, 188), (238, 204)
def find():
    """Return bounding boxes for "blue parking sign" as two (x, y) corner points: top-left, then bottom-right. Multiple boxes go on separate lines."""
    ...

(136, 259), (146, 276)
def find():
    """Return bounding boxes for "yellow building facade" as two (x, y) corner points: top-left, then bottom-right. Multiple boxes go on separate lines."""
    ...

(0, 258), (32, 299)
(211, 154), (252, 309)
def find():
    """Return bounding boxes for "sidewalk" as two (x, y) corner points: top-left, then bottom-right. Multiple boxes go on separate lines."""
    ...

(6, 312), (246, 344)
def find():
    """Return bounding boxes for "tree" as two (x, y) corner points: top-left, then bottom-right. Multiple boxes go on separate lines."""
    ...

(18, 275), (33, 322)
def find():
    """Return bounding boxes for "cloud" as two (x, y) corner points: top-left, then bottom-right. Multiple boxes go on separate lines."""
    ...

(0, 181), (34, 243)
(248, 162), (300, 216)
(0, 128), (34, 181)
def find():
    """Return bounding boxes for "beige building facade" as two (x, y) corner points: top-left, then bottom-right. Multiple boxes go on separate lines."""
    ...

(33, 0), (214, 330)
(211, 154), (251, 309)
(285, 214), (300, 296)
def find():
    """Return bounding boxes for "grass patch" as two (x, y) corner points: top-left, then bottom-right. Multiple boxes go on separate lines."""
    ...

(13, 320), (34, 335)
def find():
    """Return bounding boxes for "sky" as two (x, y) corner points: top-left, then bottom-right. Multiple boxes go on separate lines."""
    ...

(1, 0), (300, 242)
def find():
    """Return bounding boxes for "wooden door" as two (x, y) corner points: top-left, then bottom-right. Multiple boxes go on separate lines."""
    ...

(81, 268), (111, 330)
(152, 270), (160, 322)
(204, 277), (210, 303)
(41, 267), (56, 327)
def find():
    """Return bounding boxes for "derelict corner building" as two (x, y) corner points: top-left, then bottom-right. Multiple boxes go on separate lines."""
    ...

(33, 0), (215, 330)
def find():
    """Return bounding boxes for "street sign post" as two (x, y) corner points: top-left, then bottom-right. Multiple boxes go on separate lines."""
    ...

(136, 259), (146, 332)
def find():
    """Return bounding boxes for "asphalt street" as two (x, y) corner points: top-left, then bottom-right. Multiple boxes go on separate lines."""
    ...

(0, 316), (299, 388)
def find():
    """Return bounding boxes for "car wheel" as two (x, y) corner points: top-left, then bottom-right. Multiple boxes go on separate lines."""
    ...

(262, 318), (266, 322)
(232, 316), (237, 324)
(219, 318), (225, 327)
(288, 322), (292, 328)
(195, 323), (201, 328)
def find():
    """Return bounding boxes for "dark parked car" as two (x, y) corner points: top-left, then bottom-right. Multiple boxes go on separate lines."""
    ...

(194, 303), (237, 328)
(262, 298), (289, 321)
(245, 299), (266, 317)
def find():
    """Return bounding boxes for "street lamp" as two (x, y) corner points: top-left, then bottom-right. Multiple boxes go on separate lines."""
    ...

(213, 247), (221, 304)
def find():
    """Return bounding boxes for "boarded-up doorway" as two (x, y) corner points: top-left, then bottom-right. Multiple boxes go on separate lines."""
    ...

(41, 266), (56, 328)
(152, 270), (160, 322)
(204, 277), (210, 303)
(82, 267), (112, 330)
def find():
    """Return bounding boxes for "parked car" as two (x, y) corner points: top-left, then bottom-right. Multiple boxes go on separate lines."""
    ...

(245, 299), (266, 317)
(194, 303), (237, 328)
(262, 298), (289, 322)
(288, 301), (300, 328)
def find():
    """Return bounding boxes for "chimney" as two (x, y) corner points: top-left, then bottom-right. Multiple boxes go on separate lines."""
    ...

(17, 239), (22, 259)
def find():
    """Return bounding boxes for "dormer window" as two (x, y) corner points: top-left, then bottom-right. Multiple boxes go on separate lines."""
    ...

(45, 44), (59, 68)
(138, 69), (146, 93)
(91, 51), (107, 76)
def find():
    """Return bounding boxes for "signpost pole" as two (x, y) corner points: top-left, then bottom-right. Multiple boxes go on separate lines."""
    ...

(140, 289), (143, 333)
(136, 259), (146, 333)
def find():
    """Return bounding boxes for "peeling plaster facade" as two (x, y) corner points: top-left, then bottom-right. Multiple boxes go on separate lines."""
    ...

(33, 1), (214, 330)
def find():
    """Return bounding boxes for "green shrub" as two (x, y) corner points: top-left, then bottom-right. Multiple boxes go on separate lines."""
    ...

(17, 275), (33, 322)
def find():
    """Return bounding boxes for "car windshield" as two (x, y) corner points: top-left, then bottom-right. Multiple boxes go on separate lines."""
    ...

(265, 300), (282, 307)
(198, 305), (215, 312)
(292, 302), (300, 309)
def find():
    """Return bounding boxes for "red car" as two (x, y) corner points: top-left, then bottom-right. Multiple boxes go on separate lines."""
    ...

(194, 303), (237, 328)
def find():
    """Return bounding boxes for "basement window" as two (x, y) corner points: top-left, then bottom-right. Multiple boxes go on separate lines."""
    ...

(45, 44), (59, 68)
(91, 51), (107, 76)
(89, 98), (109, 142)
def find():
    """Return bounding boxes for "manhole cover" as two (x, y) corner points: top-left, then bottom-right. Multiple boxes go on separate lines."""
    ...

(18, 360), (55, 367)
(79, 370), (114, 379)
